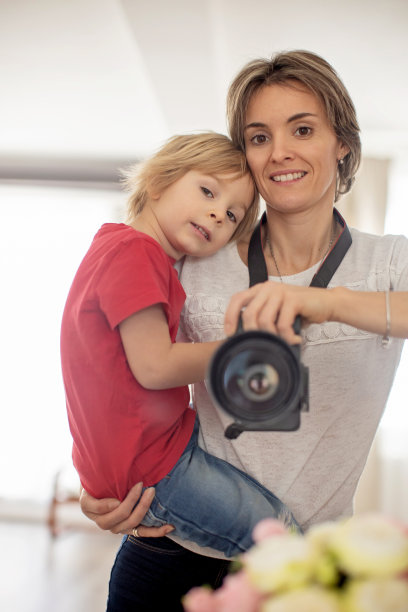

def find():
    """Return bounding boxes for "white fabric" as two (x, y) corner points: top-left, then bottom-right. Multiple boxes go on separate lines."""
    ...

(172, 227), (408, 558)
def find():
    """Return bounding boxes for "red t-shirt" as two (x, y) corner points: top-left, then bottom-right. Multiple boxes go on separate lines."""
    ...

(61, 224), (194, 500)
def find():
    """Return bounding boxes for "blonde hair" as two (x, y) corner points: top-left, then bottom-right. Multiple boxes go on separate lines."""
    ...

(227, 50), (361, 201)
(123, 132), (259, 241)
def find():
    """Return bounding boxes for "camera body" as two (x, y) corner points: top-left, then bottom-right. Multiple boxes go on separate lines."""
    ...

(207, 320), (309, 439)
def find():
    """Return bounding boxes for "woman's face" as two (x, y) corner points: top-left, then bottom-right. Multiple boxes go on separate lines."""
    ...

(243, 82), (348, 215)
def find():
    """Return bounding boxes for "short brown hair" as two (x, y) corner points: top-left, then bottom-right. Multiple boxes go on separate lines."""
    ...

(123, 132), (259, 241)
(227, 50), (361, 201)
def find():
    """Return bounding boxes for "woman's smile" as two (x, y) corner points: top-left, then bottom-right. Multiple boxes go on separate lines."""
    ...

(269, 170), (307, 183)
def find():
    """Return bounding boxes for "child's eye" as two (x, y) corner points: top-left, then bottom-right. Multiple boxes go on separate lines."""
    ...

(227, 210), (237, 223)
(295, 126), (312, 137)
(201, 186), (214, 198)
(250, 134), (268, 145)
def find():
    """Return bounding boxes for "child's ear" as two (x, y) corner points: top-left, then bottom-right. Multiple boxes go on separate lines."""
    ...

(146, 180), (161, 200)
(149, 190), (161, 201)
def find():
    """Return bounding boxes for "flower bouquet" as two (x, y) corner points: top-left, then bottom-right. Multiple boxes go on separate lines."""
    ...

(183, 514), (408, 612)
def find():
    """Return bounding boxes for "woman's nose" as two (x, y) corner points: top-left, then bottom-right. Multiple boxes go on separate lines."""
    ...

(269, 136), (293, 163)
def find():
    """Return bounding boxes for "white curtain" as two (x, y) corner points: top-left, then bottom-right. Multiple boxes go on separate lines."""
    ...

(379, 158), (408, 522)
(341, 157), (408, 522)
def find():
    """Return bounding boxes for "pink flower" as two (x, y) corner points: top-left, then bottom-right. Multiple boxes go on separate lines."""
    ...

(183, 586), (217, 612)
(212, 571), (263, 612)
(252, 519), (288, 543)
(183, 572), (263, 612)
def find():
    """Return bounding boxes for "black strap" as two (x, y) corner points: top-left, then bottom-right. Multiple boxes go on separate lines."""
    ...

(247, 214), (269, 287)
(247, 208), (352, 289)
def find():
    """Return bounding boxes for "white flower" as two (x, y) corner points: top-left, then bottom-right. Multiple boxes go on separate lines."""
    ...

(342, 578), (408, 612)
(244, 534), (316, 594)
(328, 514), (408, 578)
(307, 521), (339, 550)
(307, 522), (341, 586)
(260, 586), (342, 612)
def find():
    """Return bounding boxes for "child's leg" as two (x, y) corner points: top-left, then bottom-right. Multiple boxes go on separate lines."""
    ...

(141, 421), (301, 558)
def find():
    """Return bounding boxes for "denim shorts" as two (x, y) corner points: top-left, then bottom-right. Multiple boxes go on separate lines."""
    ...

(141, 419), (301, 557)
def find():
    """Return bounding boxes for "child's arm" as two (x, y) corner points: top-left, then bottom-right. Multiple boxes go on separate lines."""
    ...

(119, 304), (222, 390)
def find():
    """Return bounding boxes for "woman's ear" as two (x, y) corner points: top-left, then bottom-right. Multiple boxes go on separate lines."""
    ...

(337, 142), (350, 162)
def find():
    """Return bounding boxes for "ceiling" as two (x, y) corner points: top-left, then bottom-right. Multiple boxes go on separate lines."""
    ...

(1, 0), (408, 176)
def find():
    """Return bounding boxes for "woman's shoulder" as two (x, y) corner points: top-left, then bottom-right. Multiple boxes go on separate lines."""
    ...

(350, 226), (408, 244)
(178, 242), (249, 299)
(339, 227), (408, 290)
(350, 226), (408, 261)
(181, 242), (245, 276)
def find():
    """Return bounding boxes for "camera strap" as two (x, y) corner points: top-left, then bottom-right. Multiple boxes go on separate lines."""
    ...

(247, 207), (352, 289)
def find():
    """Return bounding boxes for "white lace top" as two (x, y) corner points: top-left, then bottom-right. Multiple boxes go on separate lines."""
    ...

(171, 227), (408, 558)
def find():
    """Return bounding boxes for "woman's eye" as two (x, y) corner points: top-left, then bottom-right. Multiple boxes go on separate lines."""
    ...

(250, 134), (268, 145)
(201, 186), (214, 198)
(227, 210), (237, 223)
(295, 126), (312, 137)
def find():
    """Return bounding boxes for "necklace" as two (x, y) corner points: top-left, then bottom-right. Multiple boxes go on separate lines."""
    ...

(265, 227), (335, 283)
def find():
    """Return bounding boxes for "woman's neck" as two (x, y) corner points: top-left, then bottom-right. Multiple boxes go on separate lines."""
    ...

(263, 206), (337, 277)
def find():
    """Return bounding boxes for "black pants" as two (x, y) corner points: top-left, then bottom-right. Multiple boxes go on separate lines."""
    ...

(107, 535), (231, 611)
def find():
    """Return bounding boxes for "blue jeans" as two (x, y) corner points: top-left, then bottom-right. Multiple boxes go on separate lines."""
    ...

(141, 419), (301, 558)
(107, 534), (230, 611)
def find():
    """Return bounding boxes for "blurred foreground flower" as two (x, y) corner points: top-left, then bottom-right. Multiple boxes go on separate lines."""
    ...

(183, 571), (262, 612)
(183, 515), (408, 612)
(342, 578), (408, 612)
(329, 514), (408, 578)
(262, 586), (342, 612)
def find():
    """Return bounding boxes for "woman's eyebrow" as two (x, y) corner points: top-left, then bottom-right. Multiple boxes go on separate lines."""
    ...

(244, 113), (318, 131)
(287, 112), (318, 123)
(244, 122), (266, 131)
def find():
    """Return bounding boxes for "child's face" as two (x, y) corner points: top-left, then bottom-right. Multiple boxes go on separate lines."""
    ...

(150, 170), (254, 259)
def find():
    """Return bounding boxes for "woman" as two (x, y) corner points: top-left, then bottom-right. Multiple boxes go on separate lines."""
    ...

(80, 51), (408, 611)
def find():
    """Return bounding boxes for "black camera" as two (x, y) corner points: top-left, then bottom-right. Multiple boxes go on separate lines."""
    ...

(207, 317), (309, 439)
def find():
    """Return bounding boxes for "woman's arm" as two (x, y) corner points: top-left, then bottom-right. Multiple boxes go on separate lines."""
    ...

(119, 304), (222, 389)
(80, 483), (174, 536)
(224, 282), (408, 344)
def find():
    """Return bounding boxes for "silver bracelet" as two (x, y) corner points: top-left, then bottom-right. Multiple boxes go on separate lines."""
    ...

(382, 289), (391, 347)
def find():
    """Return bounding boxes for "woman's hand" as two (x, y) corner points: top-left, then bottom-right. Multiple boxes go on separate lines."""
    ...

(224, 281), (334, 343)
(225, 282), (408, 341)
(79, 482), (174, 537)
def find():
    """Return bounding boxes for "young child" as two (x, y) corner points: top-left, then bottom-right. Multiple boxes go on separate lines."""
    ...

(61, 132), (300, 558)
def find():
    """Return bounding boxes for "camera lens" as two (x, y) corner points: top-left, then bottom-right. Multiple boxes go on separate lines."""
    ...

(246, 363), (279, 398)
(209, 330), (302, 425)
(234, 362), (279, 402)
(208, 324), (309, 436)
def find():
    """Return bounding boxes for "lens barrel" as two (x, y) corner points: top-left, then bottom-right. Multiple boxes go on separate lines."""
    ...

(208, 329), (309, 438)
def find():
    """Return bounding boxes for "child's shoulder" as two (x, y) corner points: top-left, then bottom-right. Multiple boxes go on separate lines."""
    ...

(96, 223), (157, 247)
(94, 223), (172, 267)
(96, 222), (134, 240)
